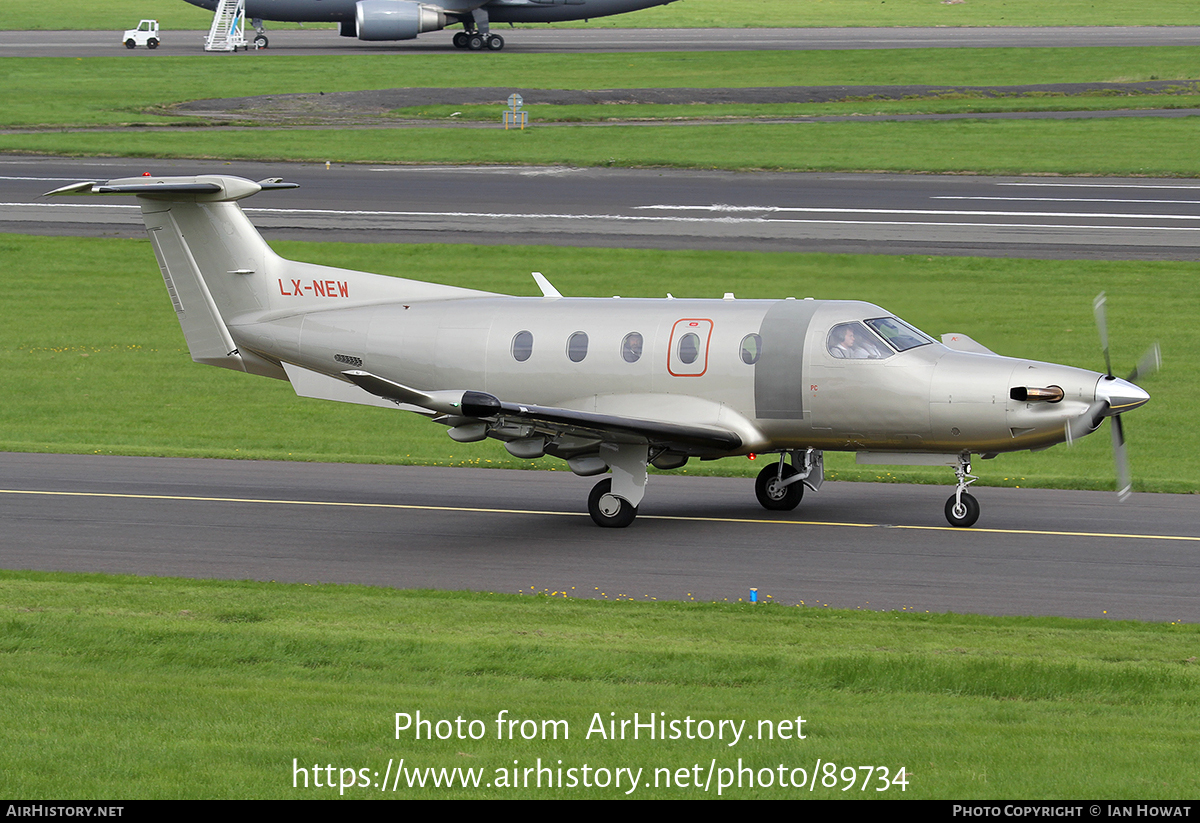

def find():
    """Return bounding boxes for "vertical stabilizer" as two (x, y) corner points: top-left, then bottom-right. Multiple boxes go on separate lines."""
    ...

(45, 174), (495, 380)
(46, 176), (296, 377)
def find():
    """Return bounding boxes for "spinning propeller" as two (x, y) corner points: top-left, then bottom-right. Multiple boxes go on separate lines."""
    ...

(1064, 292), (1158, 500)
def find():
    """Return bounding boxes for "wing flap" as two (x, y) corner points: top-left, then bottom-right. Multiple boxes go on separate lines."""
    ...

(496, 401), (742, 452)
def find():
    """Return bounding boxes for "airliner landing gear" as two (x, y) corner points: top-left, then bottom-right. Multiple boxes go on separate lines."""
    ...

(251, 18), (267, 48)
(944, 454), (980, 528)
(456, 32), (504, 50)
(455, 7), (504, 50)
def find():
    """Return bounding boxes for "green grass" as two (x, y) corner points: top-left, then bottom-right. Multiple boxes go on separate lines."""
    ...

(9, 0), (1200, 30)
(0, 235), (1188, 493)
(5, 49), (1199, 177)
(9, 117), (1200, 177)
(4, 49), (1200, 128)
(388, 90), (1200, 123)
(1, 571), (1196, 798)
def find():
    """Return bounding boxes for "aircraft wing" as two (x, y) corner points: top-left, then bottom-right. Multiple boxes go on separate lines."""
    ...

(342, 370), (743, 453)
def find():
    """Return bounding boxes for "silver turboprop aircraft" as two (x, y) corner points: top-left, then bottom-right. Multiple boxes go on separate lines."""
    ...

(47, 175), (1156, 528)
(181, 0), (678, 50)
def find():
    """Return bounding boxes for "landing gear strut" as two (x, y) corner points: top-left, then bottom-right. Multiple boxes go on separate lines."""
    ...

(944, 454), (979, 528)
(585, 442), (648, 528)
(251, 18), (267, 48)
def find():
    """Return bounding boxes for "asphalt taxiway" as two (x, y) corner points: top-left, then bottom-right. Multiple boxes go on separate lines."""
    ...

(5, 27), (1200, 57)
(3, 452), (1196, 622)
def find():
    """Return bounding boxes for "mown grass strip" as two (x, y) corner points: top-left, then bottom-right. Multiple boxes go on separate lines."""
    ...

(388, 93), (1200, 123)
(1, 571), (1196, 799)
(6, 117), (1200, 177)
(4, 49), (1200, 128)
(0, 235), (1189, 492)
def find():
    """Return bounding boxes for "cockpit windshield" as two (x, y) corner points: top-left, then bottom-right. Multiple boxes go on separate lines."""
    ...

(864, 317), (934, 352)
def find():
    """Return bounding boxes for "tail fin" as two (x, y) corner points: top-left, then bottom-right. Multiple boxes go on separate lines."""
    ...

(46, 174), (491, 379)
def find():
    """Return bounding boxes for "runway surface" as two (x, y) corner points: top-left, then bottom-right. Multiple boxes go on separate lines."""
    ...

(5, 27), (1200, 57)
(3, 452), (1196, 622)
(5, 156), (1200, 259)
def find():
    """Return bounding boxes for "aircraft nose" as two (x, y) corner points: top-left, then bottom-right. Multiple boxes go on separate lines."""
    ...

(1095, 375), (1150, 415)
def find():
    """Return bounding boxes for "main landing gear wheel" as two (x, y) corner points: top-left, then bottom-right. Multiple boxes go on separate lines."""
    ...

(467, 34), (485, 50)
(453, 32), (468, 48)
(486, 34), (504, 51)
(944, 492), (980, 528)
(588, 478), (638, 528)
(755, 462), (803, 511)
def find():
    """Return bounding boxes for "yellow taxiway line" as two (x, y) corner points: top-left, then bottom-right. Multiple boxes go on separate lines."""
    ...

(4, 488), (1199, 543)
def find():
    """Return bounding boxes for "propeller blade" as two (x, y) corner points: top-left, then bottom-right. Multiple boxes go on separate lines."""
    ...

(1127, 342), (1161, 384)
(1093, 291), (1112, 378)
(1112, 414), (1131, 501)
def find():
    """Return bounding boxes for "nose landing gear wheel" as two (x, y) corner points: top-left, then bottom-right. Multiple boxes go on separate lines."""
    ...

(755, 462), (803, 511)
(588, 478), (638, 528)
(253, 34), (268, 48)
(944, 492), (980, 528)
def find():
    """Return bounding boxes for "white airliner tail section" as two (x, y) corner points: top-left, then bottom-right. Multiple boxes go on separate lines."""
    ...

(46, 175), (493, 377)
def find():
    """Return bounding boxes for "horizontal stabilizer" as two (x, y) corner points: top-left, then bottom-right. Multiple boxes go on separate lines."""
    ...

(45, 175), (297, 202)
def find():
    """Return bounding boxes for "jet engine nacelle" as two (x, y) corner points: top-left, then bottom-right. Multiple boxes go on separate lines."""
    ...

(354, 0), (447, 40)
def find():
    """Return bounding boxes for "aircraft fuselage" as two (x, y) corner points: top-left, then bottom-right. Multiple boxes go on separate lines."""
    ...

(231, 293), (1110, 459)
(180, 0), (675, 24)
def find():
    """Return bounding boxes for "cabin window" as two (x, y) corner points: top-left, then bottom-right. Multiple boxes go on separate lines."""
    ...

(567, 331), (589, 363)
(621, 332), (644, 363)
(511, 330), (533, 362)
(827, 322), (890, 360)
(678, 332), (700, 365)
(740, 334), (762, 365)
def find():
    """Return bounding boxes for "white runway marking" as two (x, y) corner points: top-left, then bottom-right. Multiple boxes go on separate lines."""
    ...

(9, 202), (1200, 233)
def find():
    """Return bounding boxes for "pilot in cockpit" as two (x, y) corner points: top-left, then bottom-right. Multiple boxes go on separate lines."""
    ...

(828, 323), (886, 360)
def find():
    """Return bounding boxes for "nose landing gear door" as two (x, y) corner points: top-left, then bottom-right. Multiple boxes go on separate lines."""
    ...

(667, 318), (713, 377)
